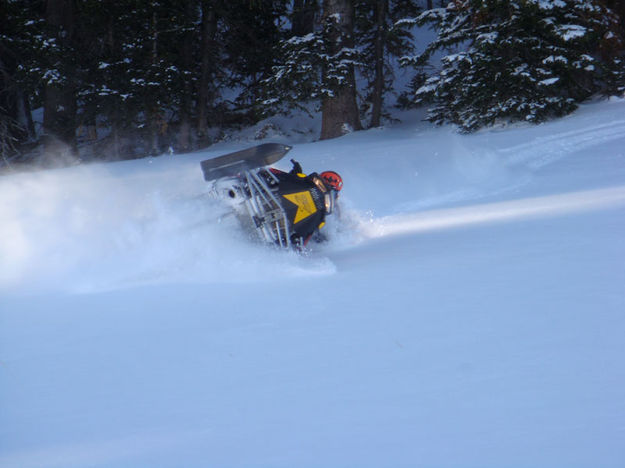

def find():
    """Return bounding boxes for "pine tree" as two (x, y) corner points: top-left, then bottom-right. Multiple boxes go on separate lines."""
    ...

(75, 0), (147, 157)
(42, 0), (78, 159)
(222, 1), (289, 125)
(0, 0), (37, 163)
(196, 0), (220, 143)
(320, 0), (362, 139)
(401, 0), (624, 132)
(291, 0), (318, 36)
(79, 0), (204, 157)
(260, 0), (362, 139)
(355, 0), (421, 127)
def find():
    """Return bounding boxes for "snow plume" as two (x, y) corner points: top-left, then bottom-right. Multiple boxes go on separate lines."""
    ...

(0, 163), (334, 294)
(37, 136), (83, 169)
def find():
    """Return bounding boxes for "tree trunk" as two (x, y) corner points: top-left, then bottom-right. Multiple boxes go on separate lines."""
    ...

(320, 0), (362, 140)
(21, 92), (36, 139)
(197, 0), (218, 145)
(43, 0), (77, 160)
(177, 1), (195, 153)
(112, 122), (121, 160)
(0, 51), (30, 141)
(369, 0), (387, 128)
(291, 0), (317, 36)
(148, 8), (160, 155)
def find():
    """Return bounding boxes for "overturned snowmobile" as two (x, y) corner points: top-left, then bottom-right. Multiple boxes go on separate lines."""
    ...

(200, 143), (341, 249)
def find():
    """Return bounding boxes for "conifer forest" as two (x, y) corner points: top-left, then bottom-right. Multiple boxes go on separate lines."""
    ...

(1, 0), (624, 168)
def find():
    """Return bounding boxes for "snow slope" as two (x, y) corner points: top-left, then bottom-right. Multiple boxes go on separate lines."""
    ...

(1, 99), (624, 467)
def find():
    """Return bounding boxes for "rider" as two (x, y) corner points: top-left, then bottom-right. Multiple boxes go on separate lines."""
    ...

(268, 159), (343, 246)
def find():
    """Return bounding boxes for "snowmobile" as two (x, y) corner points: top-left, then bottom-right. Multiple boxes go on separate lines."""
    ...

(200, 143), (342, 249)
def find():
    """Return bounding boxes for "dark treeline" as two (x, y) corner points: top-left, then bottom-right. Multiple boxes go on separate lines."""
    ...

(1, 0), (624, 168)
(1, 0), (299, 165)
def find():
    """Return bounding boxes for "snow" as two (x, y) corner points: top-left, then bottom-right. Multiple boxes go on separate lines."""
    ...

(543, 55), (568, 64)
(557, 24), (587, 41)
(287, 33), (316, 45)
(539, 77), (560, 86)
(530, 0), (567, 10)
(2, 99), (625, 467)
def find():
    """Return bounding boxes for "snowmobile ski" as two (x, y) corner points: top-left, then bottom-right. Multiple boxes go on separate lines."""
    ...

(200, 143), (292, 181)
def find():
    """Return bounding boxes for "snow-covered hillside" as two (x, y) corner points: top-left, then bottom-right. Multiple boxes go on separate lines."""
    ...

(1, 99), (624, 467)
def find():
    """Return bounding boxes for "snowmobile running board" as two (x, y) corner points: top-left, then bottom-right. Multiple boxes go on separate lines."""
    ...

(200, 143), (292, 181)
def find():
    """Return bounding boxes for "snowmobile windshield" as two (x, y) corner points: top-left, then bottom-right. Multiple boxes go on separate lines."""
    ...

(310, 174), (335, 214)
(312, 175), (328, 193)
(324, 189), (336, 214)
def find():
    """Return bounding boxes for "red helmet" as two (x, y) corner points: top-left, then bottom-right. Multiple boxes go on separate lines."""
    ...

(320, 171), (343, 192)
